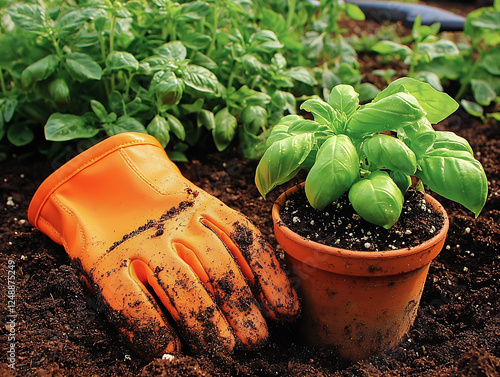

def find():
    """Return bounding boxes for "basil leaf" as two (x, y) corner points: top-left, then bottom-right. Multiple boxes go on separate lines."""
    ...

(375, 77), (458, 123)
(21, 54), (59, 89)
(8, 4), (46, 34)
(90, 100), (109, 123)
(213, 107), (237, 151)
(432, 131), (474, 154)
(390, 171), (412, 194)
(7, 123), (34, 147)
(347, 92), (425, 135)
(363, 134), (417, 175)
(398, 117), (437, 157)
(65, 53), (102, 81)
(240, 105), (268, 135)
(45, 113), (99, 141)
(305, 135), (359, 209)
(416, 149), (488, 216)
(156, 41), (187, 61)
(147, 114), (170, 148)
(197, 109), (215, 131)
(105, 116), (147, 136)
(300, 98), (338, 132)
(106, 51), (139, 72)
(181, 65), (220, 95)
(288, 67), (318, 86)
(471, 79), (496, 106)
(255, 132), (315, 197)
(328, 84), (360, 118)
(165, 113), (186, 141)
(349, 170), (404, 229)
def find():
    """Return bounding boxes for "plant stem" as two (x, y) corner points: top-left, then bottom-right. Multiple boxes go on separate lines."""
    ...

(286, 0), (297, 30)
(455, 55), (482, 101)
(109, 14), (117, 93)
(207, 0), (220, 57)
(50, 33), (63, 60)
(0, 69), (6, 95)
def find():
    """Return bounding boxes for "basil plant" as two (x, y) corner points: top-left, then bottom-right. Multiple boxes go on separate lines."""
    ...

(255, 78), (488, 229)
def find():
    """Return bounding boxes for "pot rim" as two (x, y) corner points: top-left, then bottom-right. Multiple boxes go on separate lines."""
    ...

(273, 183), (450, 262)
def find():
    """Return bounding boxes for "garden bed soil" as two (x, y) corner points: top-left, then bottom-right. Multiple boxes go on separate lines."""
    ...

(1, 3), (500, 375)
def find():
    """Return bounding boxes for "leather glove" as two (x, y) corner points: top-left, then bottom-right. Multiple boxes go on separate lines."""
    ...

(28, 132), (299, 358)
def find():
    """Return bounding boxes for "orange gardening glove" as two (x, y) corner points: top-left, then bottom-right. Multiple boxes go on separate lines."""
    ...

(28, 132), (299, 358)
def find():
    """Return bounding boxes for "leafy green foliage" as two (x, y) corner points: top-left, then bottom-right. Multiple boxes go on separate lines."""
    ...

(369, 1), (500, 121)
(256, 78), (488, 229)
(0, 0), (367, 160)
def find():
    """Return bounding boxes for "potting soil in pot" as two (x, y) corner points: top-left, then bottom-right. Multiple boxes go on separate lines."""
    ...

(279, 187), (445, 251)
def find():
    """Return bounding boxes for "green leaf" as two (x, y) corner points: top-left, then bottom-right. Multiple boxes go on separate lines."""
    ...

(65, 53), (103, 81)
(348, 92), (425, 135)
(287, 67), (317, 86)
(3, 100), (17, 123)
(147, 114), (170, 148)
(300, 98), (338, 131)
(417, 39), (460, 60)
(305, 135), (359, 209)
(165, 113), (186, 141)
(151, 70), (184, 108)
(249, 30), (283, 53)
(0, 111), (4, 141)
(55, 9), (89, 38)
(45, 113), (99, 141)
(255, 132), (315, 197)
(328, 84), (360, 117)
(106, 51), (139, 72)
(179, 1), (210, 20)
(432, 131), (474, 154)
(375, 77), (458, 123)
(104, 116), (147, 136)
(481, 46), (500, 75)
(213, 108), (237, 151)
(21, 54), (59, 89)
(156, 41), (187, 61)
(197, 109), (215, 131)
(345, 3), (366, 21)
(241, 105), (268, 135)
(7, 124), (34, 147)
(390, 171), (412, 194)
(414, 71), (443, 92)
(349, 170), (404, 229)
(356, 83), (380, 103)
(461, 99), (484, 119)
(471, 79), (496, 106)
(417, 148), (488, 217)
(49, 78), (71, 106)
(372, 40), (412, 57)
(182, 65), (220, 95)
(399, 117), (437, 157)
(90, 100), (109, 123)
(180, 31), (212, 50)
(8, 5), (46, 34)
(363, 134), (417, 175)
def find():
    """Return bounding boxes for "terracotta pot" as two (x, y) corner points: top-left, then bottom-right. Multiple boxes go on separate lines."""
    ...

(273, 184), (449, 362)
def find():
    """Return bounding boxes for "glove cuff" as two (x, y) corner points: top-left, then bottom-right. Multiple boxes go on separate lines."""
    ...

(28, 132), (163, 245)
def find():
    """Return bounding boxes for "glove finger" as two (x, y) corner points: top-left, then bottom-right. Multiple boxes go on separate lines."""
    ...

(200, 207), (300, 322)
(129, 257), (235, 355)
(180, 220), (270, 350)
(92, 259), (181, 359)
(94, 241), (236, 356)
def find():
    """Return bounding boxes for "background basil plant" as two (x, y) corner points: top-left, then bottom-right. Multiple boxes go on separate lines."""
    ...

(255, 77), (488, 229)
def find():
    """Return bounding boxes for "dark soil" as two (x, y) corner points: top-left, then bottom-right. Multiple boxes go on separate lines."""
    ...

(1, 3), (500, 376)
(279, 187), (444, 251)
